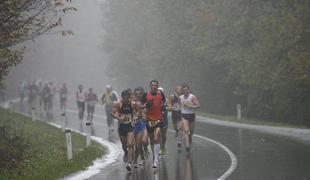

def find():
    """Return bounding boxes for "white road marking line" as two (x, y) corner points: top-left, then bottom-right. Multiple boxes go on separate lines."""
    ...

(167, 129), (237, 180)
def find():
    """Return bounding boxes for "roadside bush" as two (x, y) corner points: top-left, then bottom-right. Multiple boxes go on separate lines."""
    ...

(0, 118), (29, 169)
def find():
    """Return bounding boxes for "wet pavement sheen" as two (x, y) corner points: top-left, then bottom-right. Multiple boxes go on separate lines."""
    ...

(12, 99), (310, 180)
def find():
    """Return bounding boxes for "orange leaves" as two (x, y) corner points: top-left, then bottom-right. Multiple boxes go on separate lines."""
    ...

(55, 0), (65, 7)
(61, 30), (73, 36)
(62, 7), (78, 13)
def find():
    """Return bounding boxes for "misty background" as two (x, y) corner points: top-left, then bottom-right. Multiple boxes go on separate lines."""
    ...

(4, 0), (310, 125)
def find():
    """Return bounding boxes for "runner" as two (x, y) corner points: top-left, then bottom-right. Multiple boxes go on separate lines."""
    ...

(167, 85), (183, 148)
(28, 80), (39, 113)
(18, 81), (27, 112)
(37, 80), (44, 115)
(48, 81), (57, 111)
(133, 87), (148, 168)
(179, 83), (200, 152)
(101, 85), (119, 132)
(76, 84), (87, 121)
(86, 88), (98, 123)
(111, 90), (136, 172)
(59, 83), (68, 115)
(42, 81), (54, 119)
(158, 87), (168, 155)
(141, 80), (166, 168)
(42, 82), (50, 115)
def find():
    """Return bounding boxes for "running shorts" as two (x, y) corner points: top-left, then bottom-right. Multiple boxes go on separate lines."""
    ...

(118, 123), (134, 136)
(134, 120), (146, 135)
(162, 111), (168, 129)
(146, 120), (162, 134)
(182, 113), (195, 123)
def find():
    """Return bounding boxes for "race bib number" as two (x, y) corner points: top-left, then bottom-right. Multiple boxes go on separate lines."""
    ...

(148, 120), (160, 127)
(122, 114), (132, 124)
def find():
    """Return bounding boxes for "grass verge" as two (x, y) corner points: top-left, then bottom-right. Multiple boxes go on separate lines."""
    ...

(0, 108), (106, 180)
(197, 111), (308, 129)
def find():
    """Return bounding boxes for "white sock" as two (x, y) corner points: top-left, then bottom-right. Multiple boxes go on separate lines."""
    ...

(154, 144), (160, 162)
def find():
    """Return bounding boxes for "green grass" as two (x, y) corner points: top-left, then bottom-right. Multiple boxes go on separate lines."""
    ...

(197, 111), (308, 129)
(0, 108), (106, 180)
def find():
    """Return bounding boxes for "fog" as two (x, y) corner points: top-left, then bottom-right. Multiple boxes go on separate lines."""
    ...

(4, 0), (310, 123)
(5, 0), (109, 97)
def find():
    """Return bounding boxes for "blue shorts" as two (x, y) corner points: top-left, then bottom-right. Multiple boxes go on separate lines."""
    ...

(134, 120), (146, 134)
(162, 111), (168, 129)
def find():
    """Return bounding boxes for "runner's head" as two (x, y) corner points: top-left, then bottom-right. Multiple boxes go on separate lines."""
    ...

(78, 84), (83, 91)
(134, 87), (144, 100)
(106, 85), (112, 93)
(149, 80), (159, 94)
(121, 90), (130, 103)
(182, 83), (190, 96)
(158, 87), (164, 92)
(175, 85), (182, 96)
(127, 88), (133, 96)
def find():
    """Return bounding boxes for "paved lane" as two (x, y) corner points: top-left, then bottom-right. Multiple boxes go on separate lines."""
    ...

(195, 117), (310, 180)
(11, 97), (310, 180)
(11, 98), (235, 180)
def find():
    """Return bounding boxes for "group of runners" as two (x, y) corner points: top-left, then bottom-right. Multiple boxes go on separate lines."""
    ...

(17, 80), (68, 119)
(75, 84), (99, 122)
(17, 79), (200, 172)
(101, 80), (200, 172)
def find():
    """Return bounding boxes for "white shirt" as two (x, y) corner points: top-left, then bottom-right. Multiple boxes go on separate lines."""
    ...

(77, 90), (86, 102)
(179, 94), (196, 114)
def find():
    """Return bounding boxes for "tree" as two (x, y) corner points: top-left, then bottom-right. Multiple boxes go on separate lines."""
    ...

(0, 0), (76, 85)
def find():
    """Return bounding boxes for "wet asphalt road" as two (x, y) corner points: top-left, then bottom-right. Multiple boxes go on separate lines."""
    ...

(53, 99), (231, 180)
(11, 98), (310, 180)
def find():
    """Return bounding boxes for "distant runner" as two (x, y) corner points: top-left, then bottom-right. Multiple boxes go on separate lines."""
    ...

(179, 83), (200, 152)
(38, 81), (44, 114)
(76, 84), (87, 121)
(167, 85), (183, 148)
(101, 85), (119, 132)
(59, 83), (68, 115)
(86, 88), (98, 123)
(18, 81), (27, 111)
(158, 87), (168, 155)
(42, 82), (53, 119)
(28, 80), (39, 112)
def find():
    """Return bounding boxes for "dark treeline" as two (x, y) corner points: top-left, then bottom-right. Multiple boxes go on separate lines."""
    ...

(102, 0), (310, 126)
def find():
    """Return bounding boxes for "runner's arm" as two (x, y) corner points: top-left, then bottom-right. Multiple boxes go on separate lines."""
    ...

(111, 102), (121, 120)
(166, 95), (174, 111)
(139, 93), (147, 109)
(190, 95), (200, 109)
(101, 94), (106, 105)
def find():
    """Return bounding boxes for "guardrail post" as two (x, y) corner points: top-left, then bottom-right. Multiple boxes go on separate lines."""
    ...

(31, 107), (36, 121)
(65, 128), (73, 161)
(9, 101), (13, 113)
(61, 112), (67, 131)
(237, 104), (242, 120)
(86, 121), (91, 147)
